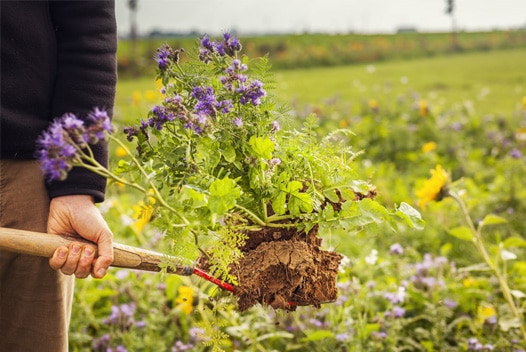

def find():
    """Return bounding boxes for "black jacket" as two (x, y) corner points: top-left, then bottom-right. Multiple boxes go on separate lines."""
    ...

(1, 0), (117, 202)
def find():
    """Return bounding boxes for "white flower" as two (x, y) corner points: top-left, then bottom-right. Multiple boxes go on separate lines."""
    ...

(365, 249), (378, 265)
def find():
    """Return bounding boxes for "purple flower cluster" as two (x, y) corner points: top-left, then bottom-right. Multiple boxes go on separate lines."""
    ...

(410, 253), (448, 290)
(92, 334), (127, 352)
(220, 59), (248, 92)
(467, 337), (494, 351)
(103, 302), (136, 330)
(192, 86), (231, 118)
(384, 306), (406, 319)
(199, 32), (242, 63)
(36, 108), (112, 181)
(155, 45), (184, 71)
(238, 80), (266, 106)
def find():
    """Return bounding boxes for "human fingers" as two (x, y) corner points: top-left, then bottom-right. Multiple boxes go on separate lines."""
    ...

(58, 242), (83, 276)
(49, 246), (69, 271)
(74, 245), (96, 279)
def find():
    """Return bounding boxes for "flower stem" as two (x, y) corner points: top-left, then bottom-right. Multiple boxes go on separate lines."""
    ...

(109, 135), (190, 225)
(449, 191), (526, 340)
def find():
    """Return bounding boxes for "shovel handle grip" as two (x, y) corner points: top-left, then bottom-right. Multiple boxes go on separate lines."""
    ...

(0, 227), (190, 275)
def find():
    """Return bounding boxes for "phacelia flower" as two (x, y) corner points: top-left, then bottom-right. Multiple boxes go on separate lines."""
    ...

(238, 80), (266, 106)
(509, 148), (522, 159)
(192, 86), (218, 116)
(155, 45), (172, 71)
(155, 45), (184, 71)
(389, 243), (404, 256)
(232, 116), (243, 127)
(36, 108), (112, 181)
(416, 164), (449, 208)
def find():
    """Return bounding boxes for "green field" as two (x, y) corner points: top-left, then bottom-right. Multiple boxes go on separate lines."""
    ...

(115, 47), (526, 124)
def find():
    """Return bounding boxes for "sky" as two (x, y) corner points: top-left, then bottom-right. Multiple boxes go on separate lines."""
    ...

(115, 0), (526, 37)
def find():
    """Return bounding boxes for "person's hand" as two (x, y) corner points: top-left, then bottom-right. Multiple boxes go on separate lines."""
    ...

(47, 195), (113, 279)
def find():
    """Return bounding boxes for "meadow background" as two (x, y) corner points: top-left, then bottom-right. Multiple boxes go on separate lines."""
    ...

(71, 31), (526, 351)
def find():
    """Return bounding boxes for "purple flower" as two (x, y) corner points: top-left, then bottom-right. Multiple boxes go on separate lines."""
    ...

(336, 333), (351, 342)
(238, 80), (266, 106)
(115, 346), (128, 352)
(85, 107), (113, 143)
(36, 116), (83, 181)
(103, 303), (136, 329)
(510, 148), (523, 159)
(155, 45), (172, 70)
(389, 243), (404, 255)
(392, 306), (406, 318)
(223, 32), (242, 56)
(232, 117), (243, 127)
(93, 334), (111, 350)
(467, 337), (480, 350)
(172, 340), (194, 352)
(200, 35), (214, 51)
(443, 298), (458, 309)
(270, 121), (280, 132)
(192, 86), (218, 117)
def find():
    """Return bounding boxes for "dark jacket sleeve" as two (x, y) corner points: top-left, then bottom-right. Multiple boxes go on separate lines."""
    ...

(46, 0), (117, 203)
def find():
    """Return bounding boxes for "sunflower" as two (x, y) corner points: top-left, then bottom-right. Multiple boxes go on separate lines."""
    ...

(416, 165), (449, 208)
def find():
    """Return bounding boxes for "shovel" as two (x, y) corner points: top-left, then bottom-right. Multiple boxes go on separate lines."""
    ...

(0, 227), (234, 293)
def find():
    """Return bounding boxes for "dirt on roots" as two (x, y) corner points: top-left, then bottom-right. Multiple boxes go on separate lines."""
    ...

(228, 226), (343, 311)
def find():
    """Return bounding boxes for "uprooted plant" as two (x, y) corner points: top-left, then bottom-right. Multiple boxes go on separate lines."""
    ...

(36, 33), (423, 311)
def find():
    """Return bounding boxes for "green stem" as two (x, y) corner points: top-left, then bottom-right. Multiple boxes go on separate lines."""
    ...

(109, 135), (190, 225)
(234, 204), (266, 227)
(449, 191), (526, 341)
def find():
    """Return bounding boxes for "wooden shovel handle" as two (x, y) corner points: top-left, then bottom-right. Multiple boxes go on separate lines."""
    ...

(0, 227), (192, 276)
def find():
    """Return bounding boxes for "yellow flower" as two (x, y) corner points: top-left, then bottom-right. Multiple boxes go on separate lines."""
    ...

(463, 276), (478, 288)
(522, 96), (526, 111)
(115, 146), (127, 158)
(145, 90), (157, 102)
(419, 100), (429, 117)
(422, 141), (437, 153)
(476, 303), (496, 325)
(416, 165), (449, 208)
(132, 199), (155, 233)
(368, 99), (379, 111)
(175, 286), (194, 314)
(131, 90), (142, 106)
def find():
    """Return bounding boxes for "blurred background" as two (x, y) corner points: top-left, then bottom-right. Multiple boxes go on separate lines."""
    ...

(115, 0), (526, 37)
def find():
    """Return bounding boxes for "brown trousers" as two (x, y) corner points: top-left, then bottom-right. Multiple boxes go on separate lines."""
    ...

(0, 160), (74, 352)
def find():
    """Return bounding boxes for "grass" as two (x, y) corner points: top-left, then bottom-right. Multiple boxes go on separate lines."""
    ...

(273, 47), (526, 116)
(115, 47), (526, 126)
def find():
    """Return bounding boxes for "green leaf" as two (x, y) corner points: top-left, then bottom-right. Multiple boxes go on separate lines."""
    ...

(448, 226), (474, 241)
(271, 192), (287, 215)
(323, 188), (340, 203)
(349, 180), (373, 194)
(180, 185), (206, 208)
(249, 135), (275, 160)
(208, 177), (241, 215)
(288, 190), (314, 215)
(481, 214), (507, 226)
(499, 317), (522, 331)
(301, 330), (335, 342)
(395, 202), (425, 230)
(221, 144), (236, 163)
(503, 236), (526, 248)
(358, 198), (389, 224)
